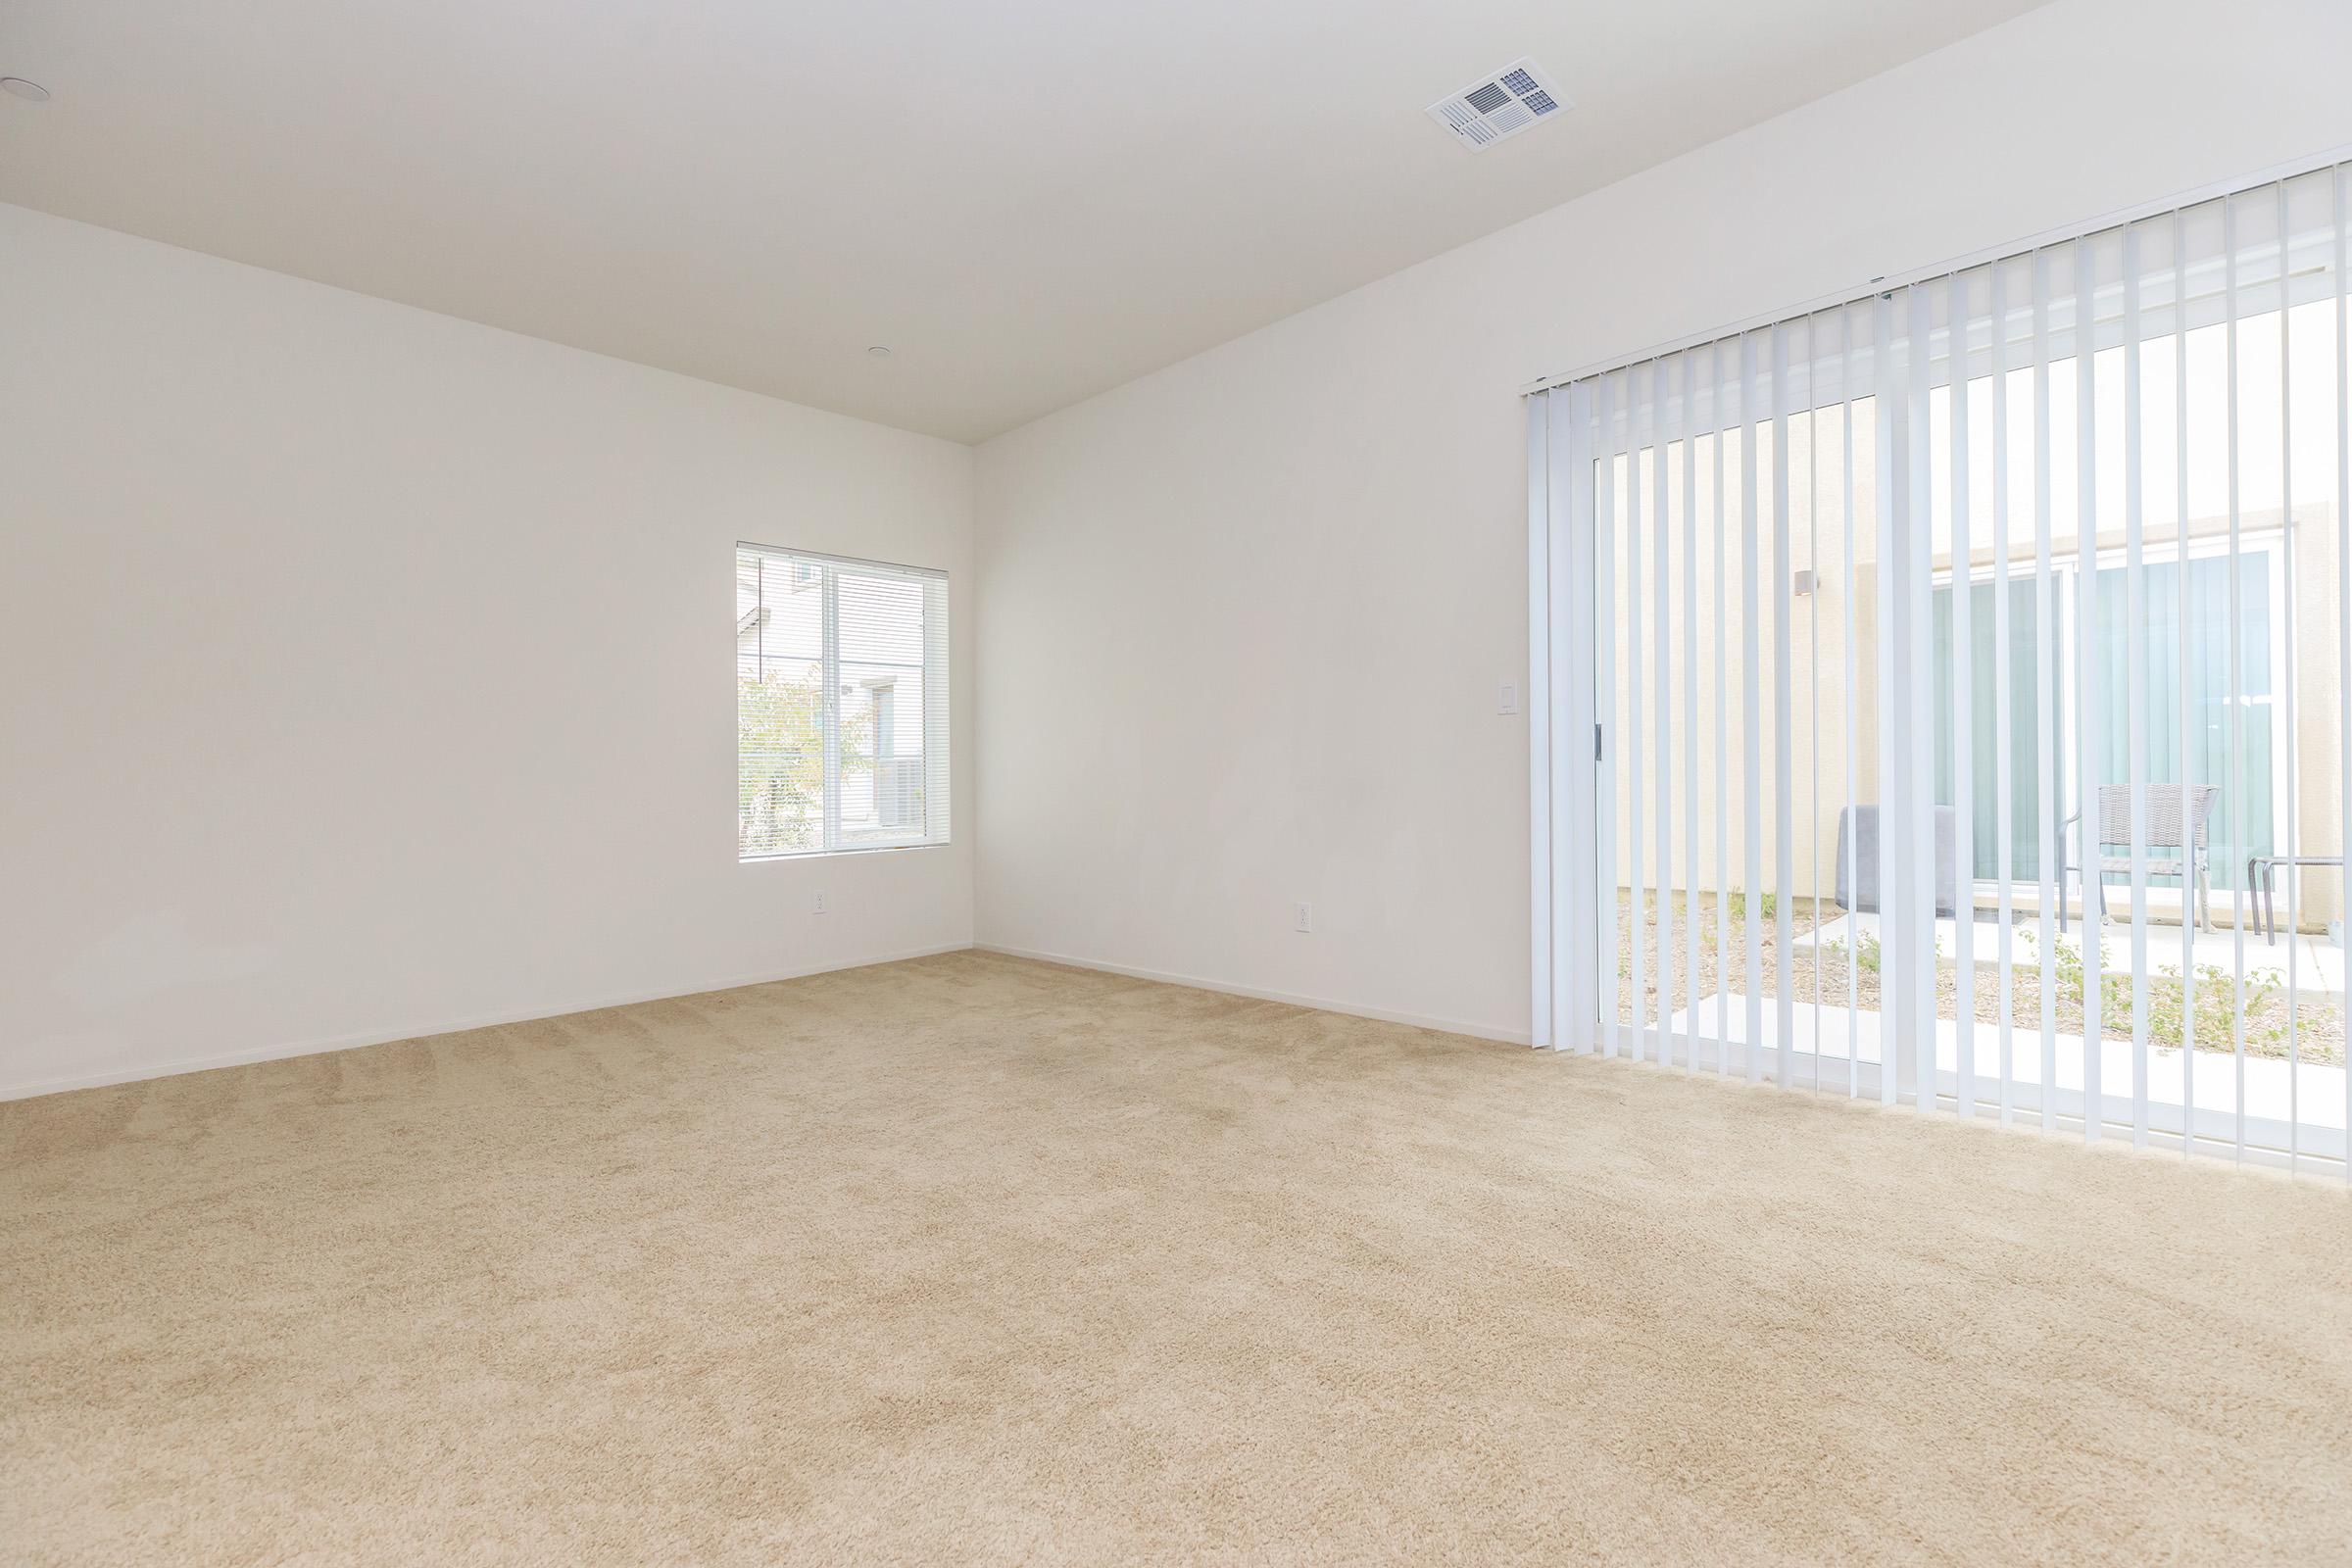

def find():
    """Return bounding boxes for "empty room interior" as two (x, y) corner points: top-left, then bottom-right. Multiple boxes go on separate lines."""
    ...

(9, 1), (2352, 1561)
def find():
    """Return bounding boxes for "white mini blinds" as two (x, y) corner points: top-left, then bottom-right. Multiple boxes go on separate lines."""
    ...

(1529, 156), (2352, 1175)
(736, 545), (949, 858)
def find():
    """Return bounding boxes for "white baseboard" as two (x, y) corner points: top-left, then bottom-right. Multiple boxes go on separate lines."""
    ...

(974, 943), (1530, 1047)
(1, 942), (975, 1102)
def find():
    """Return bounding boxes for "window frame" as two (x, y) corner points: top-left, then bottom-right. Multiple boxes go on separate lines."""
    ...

(736, 541), (950, 862)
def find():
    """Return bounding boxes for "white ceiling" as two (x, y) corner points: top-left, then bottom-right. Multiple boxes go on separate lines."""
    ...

(0, 1), (2044, 443)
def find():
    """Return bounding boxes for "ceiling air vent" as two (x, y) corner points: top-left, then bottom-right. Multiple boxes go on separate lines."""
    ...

(1427, 57), (1569, 152)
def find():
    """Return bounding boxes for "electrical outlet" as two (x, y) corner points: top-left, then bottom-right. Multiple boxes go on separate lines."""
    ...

(813, 891), (827, 914)
(1295, 902), (1313, 934)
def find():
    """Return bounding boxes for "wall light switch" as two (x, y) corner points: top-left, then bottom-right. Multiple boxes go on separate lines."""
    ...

(1497, 682), (1519, 715)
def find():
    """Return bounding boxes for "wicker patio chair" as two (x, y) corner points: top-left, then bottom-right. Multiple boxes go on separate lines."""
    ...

(2059, 783), (2221, 933)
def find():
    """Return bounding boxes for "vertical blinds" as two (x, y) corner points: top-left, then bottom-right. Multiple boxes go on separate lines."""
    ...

(737, 544), (950, 858)
(1529, 156), (2352, 1174)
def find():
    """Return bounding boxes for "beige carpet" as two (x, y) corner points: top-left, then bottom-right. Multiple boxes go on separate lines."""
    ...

(5, 952), (2350, 1566)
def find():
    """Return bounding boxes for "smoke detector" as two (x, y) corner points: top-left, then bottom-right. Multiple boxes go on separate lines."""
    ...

(1426, 58), (1568, 152)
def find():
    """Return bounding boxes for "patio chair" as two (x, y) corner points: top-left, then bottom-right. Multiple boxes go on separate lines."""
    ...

(2060, 783), (2220, 933)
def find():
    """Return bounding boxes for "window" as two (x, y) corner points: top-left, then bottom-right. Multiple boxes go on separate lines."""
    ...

(1933, 541), (2285, 884)
(736, 544), (949, 858)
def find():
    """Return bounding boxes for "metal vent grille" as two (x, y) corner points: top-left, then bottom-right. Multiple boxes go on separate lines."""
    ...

(1426, 57), (1569, 153)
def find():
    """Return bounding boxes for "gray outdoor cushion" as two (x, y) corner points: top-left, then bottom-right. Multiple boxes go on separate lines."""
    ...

(1835, 805), (1958, 917)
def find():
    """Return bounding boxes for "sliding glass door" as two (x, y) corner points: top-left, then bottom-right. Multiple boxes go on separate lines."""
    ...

(1529, 158), (2352, 1174)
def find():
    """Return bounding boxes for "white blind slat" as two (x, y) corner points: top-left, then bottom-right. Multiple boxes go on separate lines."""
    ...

(2338, 165), (2351, 1180)
(1906, 280), (1936, 1113)
(2177, 206), (2199, 1154)
(1772, 321), (1795, 1090)
(1952, 271), (1978, 1117)
(1876, 290), (1902, 1108)
(2034, 247), (2060, 1134)
(2125, 223), (2152, 1149)
(1683, 349), (1703, 1073)
(1596, 371), (1621, 1058)
(1628, 365), (1648, 1063)
(2077, 238), (2104, 1141)
(1713, 346), (1733, 1077)
(1741, 332), (1765, 1084)
(2278, 180), (2301, 1171)
(1653, 359), (1675, 1067)
(1991, 259), (2017, 1125)
(2226, 194), (2249, 1165)
(1842, 304), (1862, 1100)
(1528, 397), (1553, 1050)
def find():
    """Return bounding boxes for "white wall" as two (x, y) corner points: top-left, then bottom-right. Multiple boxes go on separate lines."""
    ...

(973, 0), (2352, 1042)
(1, 206), (975, 1098)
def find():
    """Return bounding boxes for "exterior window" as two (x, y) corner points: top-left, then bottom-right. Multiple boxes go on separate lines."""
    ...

(736, 544), (949, 858)
(1933, 544), (2282, 884)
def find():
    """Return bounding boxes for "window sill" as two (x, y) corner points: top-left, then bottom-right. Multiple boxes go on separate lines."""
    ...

(739, 840), (950, 864)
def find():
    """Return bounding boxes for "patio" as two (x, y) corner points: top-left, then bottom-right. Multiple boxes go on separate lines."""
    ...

(1664, 989), (2347, 1137)
(1610, 891), (2349, 1159)
(1796, 909), (2349, 1002)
